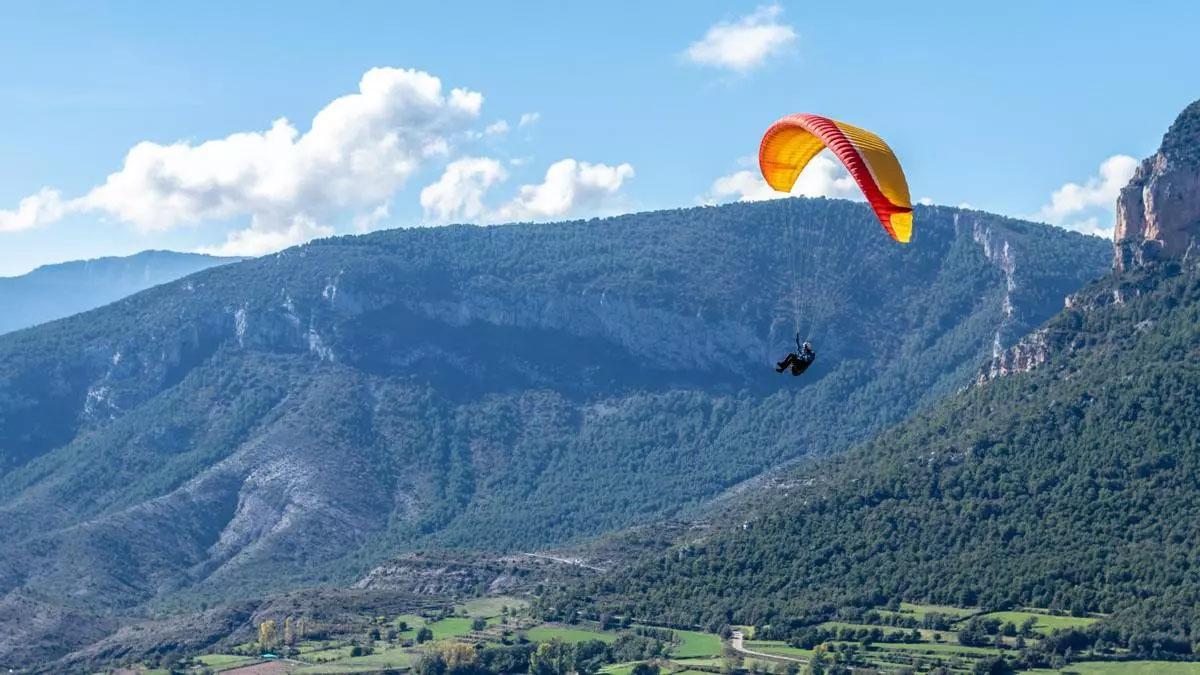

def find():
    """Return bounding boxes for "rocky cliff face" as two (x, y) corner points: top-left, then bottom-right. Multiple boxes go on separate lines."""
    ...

(352, 551), (599, 597)
(977, 327), (1051, 383)
(1115, 99), (1200, 271)
(982, 99), (1200, 383)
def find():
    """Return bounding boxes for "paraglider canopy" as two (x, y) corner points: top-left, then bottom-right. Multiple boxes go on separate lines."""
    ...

(759, 113), (913, 242)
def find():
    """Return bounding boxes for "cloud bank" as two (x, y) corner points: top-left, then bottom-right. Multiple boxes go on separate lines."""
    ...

(422, 158), (635, 223)
(1, 67), (481, 254)
(1, 68), (634, 255)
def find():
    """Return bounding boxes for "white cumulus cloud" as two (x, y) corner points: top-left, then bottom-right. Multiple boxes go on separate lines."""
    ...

(0, 188), (72, 232)
(0, 66), (484, 255)
(484, 120), (510, 136)
(420, 157), (508, 222)
(420, 157), (635, 224)
(1057, 217), (1111, 238)
(3, 67), (638, 254)
(496, 159), (634, 221)
(706, 171), (779, 203)
(1035, 154), (1138, 238)
(353, 201), (392, 233)
(197, 215), (334, 257)
(684, 5), (797, 72)
(704, 153), (859, 204)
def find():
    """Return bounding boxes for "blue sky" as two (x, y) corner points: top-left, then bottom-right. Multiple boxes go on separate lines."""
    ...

(1, 1), (1197, 275)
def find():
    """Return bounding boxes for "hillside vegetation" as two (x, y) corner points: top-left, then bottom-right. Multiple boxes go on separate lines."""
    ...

(545, 261), (1200, 664)
(0, 198), (1109, 663)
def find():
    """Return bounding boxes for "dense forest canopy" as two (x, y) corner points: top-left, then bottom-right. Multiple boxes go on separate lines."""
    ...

(542, 260), (1200, 654)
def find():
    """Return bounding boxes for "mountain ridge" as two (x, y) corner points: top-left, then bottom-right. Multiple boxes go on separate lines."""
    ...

(0, 198), (1110, 664)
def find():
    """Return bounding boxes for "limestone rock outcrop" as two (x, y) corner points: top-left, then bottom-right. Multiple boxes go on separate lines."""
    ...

(1115, 99), (1200, 270)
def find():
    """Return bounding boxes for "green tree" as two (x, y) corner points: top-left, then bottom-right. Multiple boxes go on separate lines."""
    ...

(530, 639), (572, 675)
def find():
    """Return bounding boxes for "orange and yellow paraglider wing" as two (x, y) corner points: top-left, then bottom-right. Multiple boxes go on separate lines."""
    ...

(758, 120), (826, 193)
(832, 120), (913, 242)
(886, 211), (913, 244)
(758, 113), (913, 243)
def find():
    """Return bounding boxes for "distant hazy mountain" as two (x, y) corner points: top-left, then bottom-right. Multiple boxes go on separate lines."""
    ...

(0, 198), (1110, 665)
(0, 250), (239, 335)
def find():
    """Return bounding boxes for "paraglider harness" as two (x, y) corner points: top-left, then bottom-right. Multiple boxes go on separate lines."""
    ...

(775, 334), (815, 376)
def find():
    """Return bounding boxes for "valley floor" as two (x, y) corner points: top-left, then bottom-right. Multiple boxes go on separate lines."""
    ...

(100, 597), (1200, 675)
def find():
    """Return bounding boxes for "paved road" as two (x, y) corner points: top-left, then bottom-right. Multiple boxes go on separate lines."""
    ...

(730, 630), (807, 664)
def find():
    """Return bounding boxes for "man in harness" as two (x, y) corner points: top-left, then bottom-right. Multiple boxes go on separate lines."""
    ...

(776, 334), (815, 376)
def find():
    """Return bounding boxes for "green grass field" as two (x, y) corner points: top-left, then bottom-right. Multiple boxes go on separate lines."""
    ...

(429, 617), (476, 640)
(744, 640), (814, 659)
(296, 665), (385, 674)
(393, 614), (426, 631)
(866, 641), (1000, 657)
(195, 654), (257, 670)
(293, 643), (415, 673)
(303, 645), (357, 662)
(744, 658), (787, 670)
(670, 629), (722, 658)
(388, 614), (478, 640)
(898, 602), (980, 619)
(671, 657), (724, 666)
(298, 640), (342, 654)
(818, 620), (949, 643)
(820, 621), (892, 632)
(978, 610), (1098, 635)
(599, 662), (640, 675)
(524, 625), (617, 644)
(459, 596), (529, 617)
(1023, 662), (1200, 674)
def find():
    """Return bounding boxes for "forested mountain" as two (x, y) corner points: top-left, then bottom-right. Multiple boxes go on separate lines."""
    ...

(0, 198), (1108, 664)
(0, 250), (238, 335)
(541, 100), (1200, 660)
(547, 262), (1200, 654)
